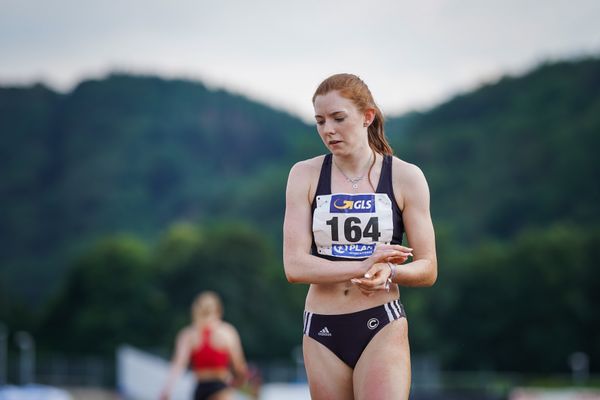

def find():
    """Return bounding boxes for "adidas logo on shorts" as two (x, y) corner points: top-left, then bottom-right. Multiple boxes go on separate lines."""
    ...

(317, 327), (332, 337)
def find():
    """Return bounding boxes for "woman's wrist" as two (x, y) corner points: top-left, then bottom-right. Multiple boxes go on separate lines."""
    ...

(358, 259), (371, 276)
(387, 262), (397, 283)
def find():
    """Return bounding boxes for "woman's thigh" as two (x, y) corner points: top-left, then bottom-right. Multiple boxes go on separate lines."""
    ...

(207, 387), (233, 400)
(303, 335), (354, 400)
(353, 318), (411, 400)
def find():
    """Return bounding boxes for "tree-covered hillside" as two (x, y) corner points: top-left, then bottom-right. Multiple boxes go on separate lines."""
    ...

(390, 58), (600, 242)
(0, 75), (315, 303)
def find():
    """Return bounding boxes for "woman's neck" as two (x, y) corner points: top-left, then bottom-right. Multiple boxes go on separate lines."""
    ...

(333, 146), (374, 177)
(194, 316), (219, 327)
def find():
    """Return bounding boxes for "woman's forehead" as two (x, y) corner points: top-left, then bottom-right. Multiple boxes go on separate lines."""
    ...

(314, 91), (357, 116)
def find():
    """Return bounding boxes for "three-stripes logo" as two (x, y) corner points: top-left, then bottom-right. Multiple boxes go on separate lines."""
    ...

(317, 327), (332, 337)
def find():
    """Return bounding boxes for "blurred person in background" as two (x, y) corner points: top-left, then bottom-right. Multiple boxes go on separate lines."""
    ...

(283, 73), (437, 399)
(160, 291), (248, 400)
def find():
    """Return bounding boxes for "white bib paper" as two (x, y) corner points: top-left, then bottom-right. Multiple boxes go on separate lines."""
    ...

(313, 193), (394, 259)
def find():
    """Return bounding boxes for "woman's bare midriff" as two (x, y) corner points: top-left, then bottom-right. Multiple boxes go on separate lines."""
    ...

(195, 368), (230, 382)
(305, 281), (401, 314)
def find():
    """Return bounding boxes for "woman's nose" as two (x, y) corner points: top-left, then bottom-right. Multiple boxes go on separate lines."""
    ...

(322, 119), (336, 135)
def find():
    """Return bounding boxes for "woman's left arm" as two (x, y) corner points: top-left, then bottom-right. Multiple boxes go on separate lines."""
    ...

(393, 162), (437, 287)
(159, 329), (193, 400)
(226, 324), (248, 387)
(349, 161), (437, 293)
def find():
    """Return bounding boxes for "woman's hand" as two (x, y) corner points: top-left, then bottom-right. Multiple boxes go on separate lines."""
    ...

(353, 245), (412, 295)
(359, 244), (412, 274)
(351, 262), (390, 295)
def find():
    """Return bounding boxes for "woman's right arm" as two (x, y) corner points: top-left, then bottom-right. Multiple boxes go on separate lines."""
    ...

(283, 161), (406, 284)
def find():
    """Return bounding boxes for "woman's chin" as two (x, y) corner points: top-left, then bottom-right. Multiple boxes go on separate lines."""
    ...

(327, 144), (348, 155)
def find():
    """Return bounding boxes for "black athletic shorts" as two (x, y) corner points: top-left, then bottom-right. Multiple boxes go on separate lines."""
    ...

(193, 380), (227, 400)
(303, 299), (406, 368)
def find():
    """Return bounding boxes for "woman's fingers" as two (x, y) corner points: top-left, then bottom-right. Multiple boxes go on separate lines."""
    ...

(352, 264), (387, 289)
(363, 263), (382, 279)
(364, 264), (386, 282)
(370, 250), (402, 263)
(376, 244), (413, 254)
(370, 245), (412, 263)
(388, 254), (410, 264)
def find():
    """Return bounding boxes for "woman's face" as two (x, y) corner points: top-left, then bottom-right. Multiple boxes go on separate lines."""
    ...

(313, 90), (369, 156)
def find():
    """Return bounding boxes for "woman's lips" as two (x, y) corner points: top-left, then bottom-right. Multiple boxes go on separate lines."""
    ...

(329, 140), (342, 145)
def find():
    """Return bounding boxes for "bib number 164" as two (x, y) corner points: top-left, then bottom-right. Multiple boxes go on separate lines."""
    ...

(325, 217), (381, 243)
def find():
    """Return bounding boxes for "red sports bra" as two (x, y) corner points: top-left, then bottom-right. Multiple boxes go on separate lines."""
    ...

(190, 326), (230, 370)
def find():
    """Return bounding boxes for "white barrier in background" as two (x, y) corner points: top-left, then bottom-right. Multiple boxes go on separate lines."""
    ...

(0, 385), (72, 400)
(117, 345), (253, 400)
(510, 388), (600, 400)
(117, 345), (194, 400)
(259, 383), (310, 400)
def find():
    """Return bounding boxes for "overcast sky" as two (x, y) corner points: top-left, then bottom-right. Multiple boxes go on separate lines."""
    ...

(1, 0), (599, 121)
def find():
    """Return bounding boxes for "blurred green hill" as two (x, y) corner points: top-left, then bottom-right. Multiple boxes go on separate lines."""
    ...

(392, 58), (600, 241)
(1, 57), (598, 371)
(0, 75), (316, 303)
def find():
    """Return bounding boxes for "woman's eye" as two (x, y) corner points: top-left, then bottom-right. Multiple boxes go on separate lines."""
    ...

(335, 118), (345, 122)
(316, 120), (325, 125)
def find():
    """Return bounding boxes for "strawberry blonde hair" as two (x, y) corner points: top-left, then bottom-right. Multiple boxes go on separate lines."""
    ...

(312, 73), (393, 155)
(191, 291), (223, 323)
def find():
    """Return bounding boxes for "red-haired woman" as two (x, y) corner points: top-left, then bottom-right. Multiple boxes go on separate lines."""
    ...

(283, 73), (437, 399)
(160, 291), (248, 400)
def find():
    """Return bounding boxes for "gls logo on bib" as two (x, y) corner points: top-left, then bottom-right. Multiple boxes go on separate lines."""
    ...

(330, 194), (375, 213)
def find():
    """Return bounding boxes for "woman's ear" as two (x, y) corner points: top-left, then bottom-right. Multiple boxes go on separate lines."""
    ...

(364, 108), (376, 126)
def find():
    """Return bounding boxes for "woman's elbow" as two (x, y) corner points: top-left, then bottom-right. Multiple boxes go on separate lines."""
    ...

(285, 269), (300, 283)
(283, 259), (302, 283)
(423, 261), (438, 287)
(413, 258), (437, 287)
(424, 270), (437, 287)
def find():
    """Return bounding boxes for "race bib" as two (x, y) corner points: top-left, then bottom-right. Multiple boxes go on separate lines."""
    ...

(313, 193), (394, 259)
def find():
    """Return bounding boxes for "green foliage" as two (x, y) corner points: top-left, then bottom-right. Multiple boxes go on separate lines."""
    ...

(38, 236), (167, 355)
(405, 224), (600, 372)
(389, 58), (600, 242)
(154, 222), (205, 274)
(35, 222), (305, 360)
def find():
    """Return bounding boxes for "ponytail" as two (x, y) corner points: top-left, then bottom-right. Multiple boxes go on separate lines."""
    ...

(367, 107), (393, 155)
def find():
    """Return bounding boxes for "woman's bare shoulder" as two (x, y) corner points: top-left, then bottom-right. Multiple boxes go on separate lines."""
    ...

(176, 325), (197, 344)
(391, 156), (426, 185)
(390, 156), (429, 210)
(218, 321), (242, 342)
(287, 155), (327, 200)
(290, 154), (326, 177)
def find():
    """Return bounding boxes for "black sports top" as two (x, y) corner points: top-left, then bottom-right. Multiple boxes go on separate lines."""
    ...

(310, 154), (404, 261)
